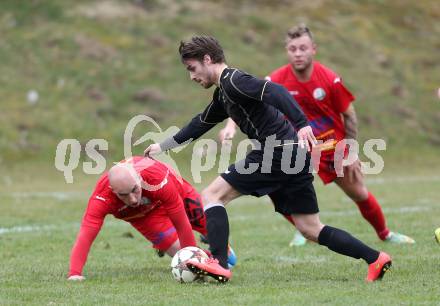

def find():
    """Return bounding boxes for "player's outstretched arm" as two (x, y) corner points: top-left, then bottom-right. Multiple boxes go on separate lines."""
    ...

(144, 143), (162, 157)
(68, 225), (101, 279)
(227, 71), (310, 132)
(68, 199), (106, 280)
(296, 126), (317, 151)
(149, 92), (229, 155)
(262, 82), (309, 130)
(168, 207), (197, 248)
(158, 183), (197, 248)
(67, 275), (85, 281)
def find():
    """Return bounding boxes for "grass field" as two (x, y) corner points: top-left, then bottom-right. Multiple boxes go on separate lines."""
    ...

(1, 0), (440, 305)
(1, 165), (439, 305)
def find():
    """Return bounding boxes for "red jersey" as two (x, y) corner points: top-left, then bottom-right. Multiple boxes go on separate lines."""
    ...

(85, 156), (192, 226)
(68, 156), (197, 276)
(268, 61), (355, 154)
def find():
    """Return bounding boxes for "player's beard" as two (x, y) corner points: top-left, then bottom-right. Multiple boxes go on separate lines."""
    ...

(202, 70), (215, 88)
(195, 72), (214, 89)
(293, 59), (312, 73)
(202, 81), (214, 89)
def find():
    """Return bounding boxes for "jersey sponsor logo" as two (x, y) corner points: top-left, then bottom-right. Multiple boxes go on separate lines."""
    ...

(140, 171), (169, 192)
(313, 87), (326, 101)
(95, 195), (106, 202)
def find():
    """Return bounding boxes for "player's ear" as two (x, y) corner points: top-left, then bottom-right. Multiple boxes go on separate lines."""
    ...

(203, 54), (212, 65)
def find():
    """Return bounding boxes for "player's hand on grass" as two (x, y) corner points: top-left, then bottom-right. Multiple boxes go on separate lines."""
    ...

(297, 126), (317, 152)
(144, 143), (162, 157)
(67, 275), (85, 281)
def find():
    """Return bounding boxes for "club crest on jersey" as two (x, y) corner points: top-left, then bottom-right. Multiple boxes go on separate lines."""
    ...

(313, 88), (326, 101)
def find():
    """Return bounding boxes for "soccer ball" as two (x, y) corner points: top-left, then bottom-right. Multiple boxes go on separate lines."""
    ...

(435, 227), (440, 244)
(170, 246), (208, 283)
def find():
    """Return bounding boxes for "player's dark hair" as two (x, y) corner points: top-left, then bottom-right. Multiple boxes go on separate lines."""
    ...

(179, 36), (226, 64)
(286, 24), (314, 42)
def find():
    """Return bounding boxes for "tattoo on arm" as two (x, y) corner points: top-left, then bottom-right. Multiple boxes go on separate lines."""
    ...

(343, 105), (358, 140)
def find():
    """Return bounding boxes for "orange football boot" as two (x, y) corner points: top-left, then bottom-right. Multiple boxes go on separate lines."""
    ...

(186, 257), (232, 283)
(366, 252), (392, 282)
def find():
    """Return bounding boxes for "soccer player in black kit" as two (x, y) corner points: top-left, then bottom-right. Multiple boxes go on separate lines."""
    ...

(145, 35), (391, 283)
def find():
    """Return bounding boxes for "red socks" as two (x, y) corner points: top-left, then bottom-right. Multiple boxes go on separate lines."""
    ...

(356, 192), (389, 240)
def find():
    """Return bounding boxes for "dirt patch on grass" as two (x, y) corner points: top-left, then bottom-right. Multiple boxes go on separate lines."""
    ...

(72, 1), (148, 20)
(75, 34), (118, 60)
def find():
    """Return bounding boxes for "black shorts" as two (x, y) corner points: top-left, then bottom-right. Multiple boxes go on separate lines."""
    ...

(221, 147), (319, 215)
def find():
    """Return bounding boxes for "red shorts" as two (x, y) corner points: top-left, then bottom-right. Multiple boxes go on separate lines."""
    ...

(314, 151), (344, 185)
(129, 188), (206, 251)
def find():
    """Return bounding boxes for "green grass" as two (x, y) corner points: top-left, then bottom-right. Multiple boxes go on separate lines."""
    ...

(1, 167), (439, 305)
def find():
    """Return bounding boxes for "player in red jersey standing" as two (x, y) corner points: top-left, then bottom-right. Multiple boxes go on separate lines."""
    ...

(219, 25), (414, 246)
(67, 156), (212, 280)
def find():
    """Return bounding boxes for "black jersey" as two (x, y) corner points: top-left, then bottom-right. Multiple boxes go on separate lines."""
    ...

(160, 67), (309, 151)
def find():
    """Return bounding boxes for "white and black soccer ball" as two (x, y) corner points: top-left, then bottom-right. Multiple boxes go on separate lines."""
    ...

(170, 246), (208, 283)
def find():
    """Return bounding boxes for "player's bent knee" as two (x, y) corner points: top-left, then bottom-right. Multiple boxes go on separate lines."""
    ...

(297, 229), (315, 241)
(293, 215), (324, 242)
(297, 226), (321, 242)
(201, 188), (223, 205)
(201, 183), (237, 205)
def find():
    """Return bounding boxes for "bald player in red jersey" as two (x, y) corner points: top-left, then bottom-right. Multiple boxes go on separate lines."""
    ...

(219, 25), (414, 245)
(67, 156), (206, 280)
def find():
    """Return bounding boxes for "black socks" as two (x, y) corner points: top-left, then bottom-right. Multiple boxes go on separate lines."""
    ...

(205, 205), (230, 269)
(318, 225), (379, 264)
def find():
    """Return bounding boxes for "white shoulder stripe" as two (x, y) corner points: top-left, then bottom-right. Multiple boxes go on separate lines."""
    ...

(229, 69), (261, 101)
(141, 170), (169, 191)
(160, 177), (168, 188)
(260, 81), (268, 101)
